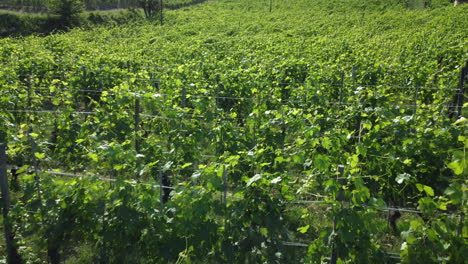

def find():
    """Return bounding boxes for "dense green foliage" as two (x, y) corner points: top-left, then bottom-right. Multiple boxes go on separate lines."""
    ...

(0, 12), (60, 36)
(0, 0), (467, 263)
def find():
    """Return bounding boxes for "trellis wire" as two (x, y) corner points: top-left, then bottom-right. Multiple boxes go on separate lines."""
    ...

(7, 164), (463, 218)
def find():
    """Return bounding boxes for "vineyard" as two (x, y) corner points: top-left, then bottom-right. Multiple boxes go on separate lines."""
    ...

(0, 0), (467, 263)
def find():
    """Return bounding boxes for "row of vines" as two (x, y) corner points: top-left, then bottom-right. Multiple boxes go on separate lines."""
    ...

(0, 0), (467, 263)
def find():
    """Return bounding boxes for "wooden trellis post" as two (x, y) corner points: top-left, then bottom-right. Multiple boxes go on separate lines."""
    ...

(455, 62), (467, 118)
(330, 165), (345, 264)
(160, 0), (164, 25)
(0, 143), (22, 263)
(339, 70), (344, 106)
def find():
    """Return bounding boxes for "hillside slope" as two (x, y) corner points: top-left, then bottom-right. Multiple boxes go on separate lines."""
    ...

(0, 0), (467, 263)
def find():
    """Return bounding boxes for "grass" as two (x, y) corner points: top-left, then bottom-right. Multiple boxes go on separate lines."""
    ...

(0, 9), (48, 17)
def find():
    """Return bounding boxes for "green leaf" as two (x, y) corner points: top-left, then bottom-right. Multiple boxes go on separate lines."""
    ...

(448, 160), (465, 175)
(349, 154), (359, 168)
(453, 117), (466, 125)
(314, 154), (330, 170)
(163, 161), (173, 172)
(403, 159), (412, 165)
(181, 162), (192, 169)
(418, 197), (437, 214)
(297, 225), (310, 234)
(270, 177), (282, 184)
(415, 183), (434, 196)
(369, 197), (386, 208)
(444, 183), (463, 205)
(426, 229), (438, 242)
(88, 153), (99, 162)
(34, 152), (46, 159)
(321, 137), (332, 150)
(362, 120), (372, 130)
(416, 183), (424, 192)
(247, 174), (262, 187)
(292, 154), (303, 164)
(423, 185), (434, 197)
(296, 138), (305, 145)
(114, 164), (124, 170)
(396, 173), (411, 184)
(402, 115), (413, 123)
(410, 220), (422, 230)
(275, 156), (285, 163)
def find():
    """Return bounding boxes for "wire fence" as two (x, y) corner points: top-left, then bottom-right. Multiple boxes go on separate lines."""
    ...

(7, 162), (464, 219)
(6, 83), (463, 96)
